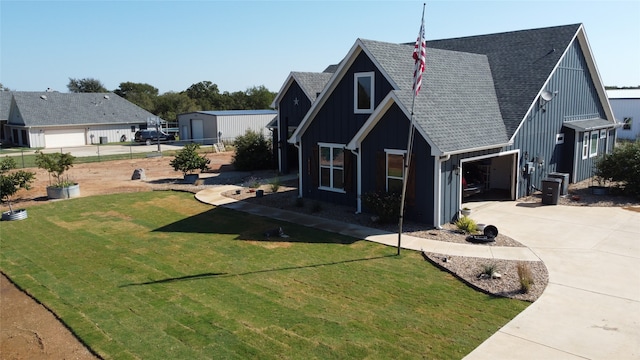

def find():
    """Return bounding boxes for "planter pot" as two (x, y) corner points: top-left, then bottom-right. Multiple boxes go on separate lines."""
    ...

(460, 209), (472, 217)
(590, 186), (609, 195)
(183, 174), (199, 184)
(2, 209), (27, 221)
(47, 184), (80, 199)
(256, 189), (264, 198)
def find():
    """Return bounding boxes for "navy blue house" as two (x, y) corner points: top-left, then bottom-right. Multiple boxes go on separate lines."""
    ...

(272, 24), (617, 228)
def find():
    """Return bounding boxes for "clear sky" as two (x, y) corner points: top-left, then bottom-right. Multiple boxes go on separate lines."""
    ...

(1, 0), (639, 95)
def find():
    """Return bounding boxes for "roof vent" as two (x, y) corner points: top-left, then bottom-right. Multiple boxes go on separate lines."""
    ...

(104, 95), (110, 99)
(40, 95), (47, 100)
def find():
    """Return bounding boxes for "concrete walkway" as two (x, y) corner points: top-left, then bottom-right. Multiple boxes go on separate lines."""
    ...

(195, 186), (640, 359)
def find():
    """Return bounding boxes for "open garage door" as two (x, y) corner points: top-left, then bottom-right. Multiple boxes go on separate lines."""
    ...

(462, 152), (517, 203)
(45, 129), (86, 148)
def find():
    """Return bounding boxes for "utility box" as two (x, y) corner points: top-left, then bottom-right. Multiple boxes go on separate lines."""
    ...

(541, 178), (562, 205)
(548, 172), (569, 195)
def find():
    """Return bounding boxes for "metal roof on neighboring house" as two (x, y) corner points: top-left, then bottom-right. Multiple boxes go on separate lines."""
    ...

(563, 118), (621, 131)
(607, 89), (640, 99)
(196, 110), (277, 116)
(7, 91), (161, 127)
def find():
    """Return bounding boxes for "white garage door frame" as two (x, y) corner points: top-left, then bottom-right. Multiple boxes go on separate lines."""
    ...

(45, 128), (86, 148)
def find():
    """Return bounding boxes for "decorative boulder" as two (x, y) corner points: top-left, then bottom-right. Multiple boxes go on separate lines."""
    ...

(132, 168), (146, 180)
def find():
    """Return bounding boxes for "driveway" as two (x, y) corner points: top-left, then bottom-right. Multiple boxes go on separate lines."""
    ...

(463, 202), (640, 359)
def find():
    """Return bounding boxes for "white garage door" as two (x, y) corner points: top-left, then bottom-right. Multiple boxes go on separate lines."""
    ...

(45, 129), (86, 148)
(191, 119), (204, 143)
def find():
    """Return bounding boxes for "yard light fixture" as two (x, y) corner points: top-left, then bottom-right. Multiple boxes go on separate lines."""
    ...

(454, 165), (460, 175)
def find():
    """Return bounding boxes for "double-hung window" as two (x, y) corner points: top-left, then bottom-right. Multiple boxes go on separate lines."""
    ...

(319, 143), (345, 191)
(386, 150), (405, 193)
(354, 72), (374, 114)
(589, 131), (599, 158)
(582, 132), (589, 160)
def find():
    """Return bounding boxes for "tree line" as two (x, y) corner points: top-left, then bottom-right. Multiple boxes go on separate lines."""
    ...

(66, 78), (276, 122)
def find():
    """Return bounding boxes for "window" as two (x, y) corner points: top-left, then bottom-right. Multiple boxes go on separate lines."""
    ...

(623, 117), (632, 130)
(386, 150), (405, 193)
(319, 143), (345, 191)
(589, 131), (599, 158)
(582, 132), (589, 160)
(354, 72), (374, 114)
(555, 133), (565, 145)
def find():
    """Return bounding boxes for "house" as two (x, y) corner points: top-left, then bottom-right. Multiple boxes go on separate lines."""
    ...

(607, 89), (640, 140)
(275, 23), (617, 228)
(271, 71), (334, 174)
(1, 91), (160, 148)
(176, 110), (277, 145)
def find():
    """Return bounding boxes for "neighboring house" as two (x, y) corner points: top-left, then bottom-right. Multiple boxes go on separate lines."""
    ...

(177, 110), (277, 145)
(271, 71), (334, 174)
(607, 89), (640, 140)
(1, 91), (160, 148)
(276, 23), (617, 228)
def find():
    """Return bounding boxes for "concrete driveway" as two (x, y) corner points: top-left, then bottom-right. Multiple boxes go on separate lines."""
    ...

(463, 201), (640, 359)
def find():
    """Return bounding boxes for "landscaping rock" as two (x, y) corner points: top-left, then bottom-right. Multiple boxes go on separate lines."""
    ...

(131, 168), (146, 180)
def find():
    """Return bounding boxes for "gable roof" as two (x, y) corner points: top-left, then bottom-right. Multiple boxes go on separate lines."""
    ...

(271, 71), (333, 109)
(350, 39), (508, 154)
(427, 24), (582, 137)
(0, 91), (11, 121)
(7, 92), (160, 127)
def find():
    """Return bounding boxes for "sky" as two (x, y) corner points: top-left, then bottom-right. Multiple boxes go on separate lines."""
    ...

(1, 0), (639, 95)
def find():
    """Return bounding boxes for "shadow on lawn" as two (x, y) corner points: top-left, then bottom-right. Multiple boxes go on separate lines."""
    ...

(152, 207), (361, 244)
(119, 254), (394, 288)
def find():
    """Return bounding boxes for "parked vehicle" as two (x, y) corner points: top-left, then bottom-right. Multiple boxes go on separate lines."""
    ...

(134, 130), (175, 145)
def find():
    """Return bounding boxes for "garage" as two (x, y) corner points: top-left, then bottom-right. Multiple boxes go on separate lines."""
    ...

(461, 152), (517, 203)
(45, 129), (86, 148)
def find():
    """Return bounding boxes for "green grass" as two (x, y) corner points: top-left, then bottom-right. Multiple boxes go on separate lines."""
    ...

(0, 192), (529, 359)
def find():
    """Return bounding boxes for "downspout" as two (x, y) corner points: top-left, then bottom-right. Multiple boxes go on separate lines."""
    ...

(350, 148), (361, 213)
(434, 154), (450, 229)
(294, 142), (303, 198)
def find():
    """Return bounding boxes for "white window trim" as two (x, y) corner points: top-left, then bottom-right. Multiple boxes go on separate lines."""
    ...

(354, 72), (375, 114)
(582, 132), (589, 160)
(318, 142), (346, 193)
(385, 149), (406, 192)
(589, 131), (599, 158)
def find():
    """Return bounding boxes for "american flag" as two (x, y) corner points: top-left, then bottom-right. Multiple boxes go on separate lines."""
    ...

(412, 15), (426, 96)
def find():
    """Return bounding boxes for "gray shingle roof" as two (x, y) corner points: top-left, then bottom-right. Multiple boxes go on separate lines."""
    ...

(292, 72), (333, 102)
(427, 24), (581, 138)
(360, 39), (508, 153)
(8, 91), (160, 127)
(0, 91), (12, 121)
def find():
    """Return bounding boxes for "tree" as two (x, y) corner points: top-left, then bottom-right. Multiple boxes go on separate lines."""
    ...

(245, 85), (276, 109)
(67, 78), (107, 93)
(232, 129), (273, 171)
(0, 157), (35, 214)
(169, 143), (210, 176)
(0, 83), (10, 91)
(185, 81), (221, 110)
(114, 82), (158, 112)
(34, 151), (76, 187)
(153, 92), (198, 122)
(594, 141), (640, 198)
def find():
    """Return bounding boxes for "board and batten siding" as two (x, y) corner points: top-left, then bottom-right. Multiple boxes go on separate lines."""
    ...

(300, 51), (393, 206)
(278, 81), (312, 174)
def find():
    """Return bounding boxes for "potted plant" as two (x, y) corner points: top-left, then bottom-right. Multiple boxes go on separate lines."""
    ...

(460, 207), (472, 217)
(34, 151), (79, 199)
(1, 157), (35, 220)
(169, 143), (210, 184)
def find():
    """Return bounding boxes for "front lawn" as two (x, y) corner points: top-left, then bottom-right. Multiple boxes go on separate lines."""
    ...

(0, 191), (528, 359)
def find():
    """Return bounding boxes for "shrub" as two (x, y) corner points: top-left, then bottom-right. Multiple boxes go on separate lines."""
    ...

(232, 129), (273, 171)
(361, 191), (401, 224)
(34, 151), (75, 187)
(594, 141), (640, 198)
(481, 263), (498, 277)
(169, 143), (210, 176)
(455, 216), (477, 234)
(517, 262), (534, 293)
(269, 178), (281, 193)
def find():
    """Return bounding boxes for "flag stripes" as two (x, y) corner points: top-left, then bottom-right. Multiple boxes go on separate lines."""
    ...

(413, 17), (426, 96)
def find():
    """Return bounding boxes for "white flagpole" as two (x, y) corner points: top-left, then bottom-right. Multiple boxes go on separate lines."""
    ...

(397, 3), (426, 255)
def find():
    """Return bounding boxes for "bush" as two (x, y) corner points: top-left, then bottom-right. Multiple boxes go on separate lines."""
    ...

(269, 178), (281, 193)
(232, 129), (273, 171)
(455, 216), (477, 234)
(361, 191), (401, 224)
(481, 263), (498, 277)
(170, 143), (210, 176)
(517, 262), (534, 293)
(0, 157), (35, 213)
(594, 141), (640, 198)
